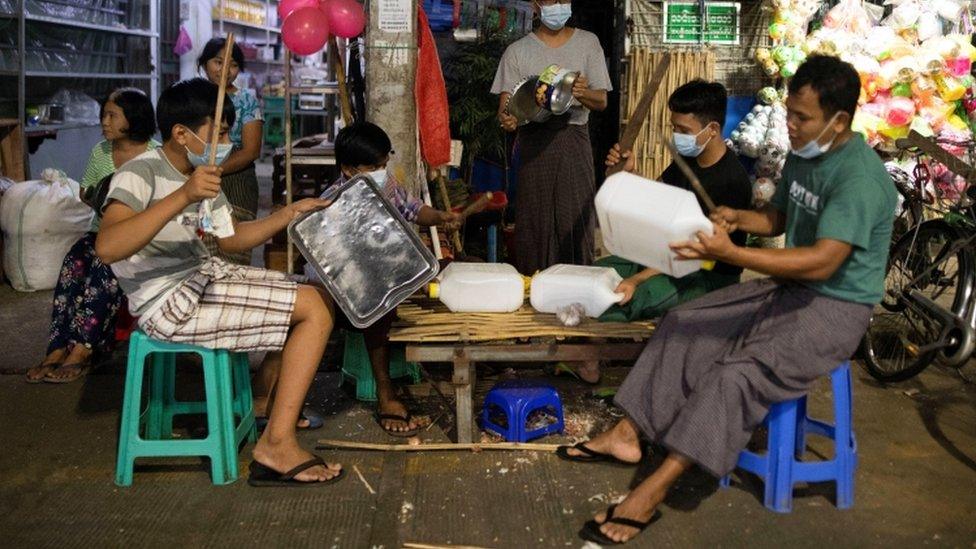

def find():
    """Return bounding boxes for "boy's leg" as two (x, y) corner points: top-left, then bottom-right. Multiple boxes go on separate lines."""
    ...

(364, 312), (420, 433)
(252, 285), (340, 482)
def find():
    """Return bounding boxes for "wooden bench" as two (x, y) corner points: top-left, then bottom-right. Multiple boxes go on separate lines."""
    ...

(389, 298), (655, 443)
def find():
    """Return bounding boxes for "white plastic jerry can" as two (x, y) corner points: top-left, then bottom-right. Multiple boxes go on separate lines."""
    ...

(595, 171), (714, 278)
(530, 264), (624, 318)
(429, 262), (525, 313)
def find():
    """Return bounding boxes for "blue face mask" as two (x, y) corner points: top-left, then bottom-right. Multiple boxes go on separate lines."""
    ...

(540, 3), (572, 31)
(672, 127), (712, 157)
(184, 128), (233, 167)
(791, 112), (839, 160)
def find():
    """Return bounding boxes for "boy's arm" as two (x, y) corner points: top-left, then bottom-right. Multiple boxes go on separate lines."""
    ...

(96, 165), (222, 264)
(217, 198), (331, 253)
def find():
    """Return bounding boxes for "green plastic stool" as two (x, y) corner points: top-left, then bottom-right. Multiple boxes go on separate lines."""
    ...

(341, 331), (421, 402)
(115, 330), (257, 486)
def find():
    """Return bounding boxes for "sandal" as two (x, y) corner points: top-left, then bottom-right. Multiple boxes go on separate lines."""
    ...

(578, 504), (662, 545)
(25, 361), (62, 384)
(44, 358), (92, 384)
(375, 412), (419, 438)
(247, 456), (345, 487)
(556, 442), (617, 464)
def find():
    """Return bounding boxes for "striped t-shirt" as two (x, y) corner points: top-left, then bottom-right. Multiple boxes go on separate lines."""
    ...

(104, 148), (234, 317)
(81, 139), (159, 231)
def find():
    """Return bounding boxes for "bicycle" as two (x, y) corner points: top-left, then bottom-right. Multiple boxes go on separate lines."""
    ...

(860, 131), (976, 382)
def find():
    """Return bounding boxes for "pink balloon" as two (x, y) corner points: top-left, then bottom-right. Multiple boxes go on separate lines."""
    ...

(278, 0), (319, 20)
(320, 0), (366, 39)
(282, 7), (330, 56)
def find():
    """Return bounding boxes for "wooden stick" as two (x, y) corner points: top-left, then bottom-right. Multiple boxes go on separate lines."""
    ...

(663, 140), (717, 213)
(609, 53), (671, 176)
(330, 36), (354, 126)
(317, 439), (560, 452)
(403, 544), (490, 549)
(209, 33), (235, 166)
(352, 464), (376, 495)
(434, 170), (464, 254)
(459, 192), (492, 220)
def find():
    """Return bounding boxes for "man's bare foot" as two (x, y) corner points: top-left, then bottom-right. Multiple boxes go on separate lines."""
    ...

(26, 348), (68, 383)
(592, 487), (664, 544)
(576, 361), (601, 384)
(252, 437), (341, 483)
(565, 418), (643, 464)
(377, 396), (422, 434)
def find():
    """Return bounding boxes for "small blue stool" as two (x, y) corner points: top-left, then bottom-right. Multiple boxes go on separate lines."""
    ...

(115, 330), (257, 486)
(720, 361), (856, 513)
(482, 380), (564, 442)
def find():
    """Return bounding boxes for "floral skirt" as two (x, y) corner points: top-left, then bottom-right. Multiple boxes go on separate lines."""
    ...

(47, 233), (124, 355)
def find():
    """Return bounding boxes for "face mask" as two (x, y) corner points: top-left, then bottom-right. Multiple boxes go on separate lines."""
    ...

(540, 3), (572, 30)
(184, 128), (233, 167)
(364, 169), (388, 189)
(791, 112), (840, 160)
(672, 127), (712, 157)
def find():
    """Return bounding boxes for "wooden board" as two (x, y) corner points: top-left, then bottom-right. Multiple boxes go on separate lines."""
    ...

(0, 119), (25, 182)
(389, 298), (655, 343)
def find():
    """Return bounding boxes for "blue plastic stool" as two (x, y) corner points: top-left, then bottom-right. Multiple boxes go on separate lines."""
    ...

(341, 331), (421, 402)
(482, 380), (564, 442)
(115, 330), (257, 486)
(720, 361), (856, 513)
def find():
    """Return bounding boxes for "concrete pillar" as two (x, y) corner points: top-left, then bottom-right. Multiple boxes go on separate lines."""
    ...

(365, 0), (419, 194)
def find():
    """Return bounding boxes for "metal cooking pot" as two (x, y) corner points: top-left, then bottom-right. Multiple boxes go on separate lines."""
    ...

(505, 76), (551, 126)
(535, 64), (580, 116)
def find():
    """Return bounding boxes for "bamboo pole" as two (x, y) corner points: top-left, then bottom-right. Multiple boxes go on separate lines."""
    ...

(330, 37), (354, 126)
(208, 33), (235, 165)
(317, 439), (560, 452)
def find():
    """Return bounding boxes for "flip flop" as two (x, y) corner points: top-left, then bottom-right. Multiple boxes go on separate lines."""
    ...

(375, 412), (419, 438)
(556, 442), (616, 464)
(247, 456), (345, 487)
(25, 361), (61, 384)
(255, 410), (324, 432)
(44, 359), (91, 384)
(578, 504), (663, 545)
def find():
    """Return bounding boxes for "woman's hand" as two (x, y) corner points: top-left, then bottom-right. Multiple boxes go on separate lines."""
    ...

(438, 210), (461, 231)
(614, 278), (639, 305)
(572, 74), (590, 99)
(499, 112), (518, 133)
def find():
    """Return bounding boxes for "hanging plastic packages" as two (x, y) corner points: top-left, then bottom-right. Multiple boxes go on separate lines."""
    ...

(174, 25), (194, 56)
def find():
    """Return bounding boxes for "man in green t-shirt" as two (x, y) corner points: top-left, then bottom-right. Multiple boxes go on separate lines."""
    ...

(563, 55), (897, 546)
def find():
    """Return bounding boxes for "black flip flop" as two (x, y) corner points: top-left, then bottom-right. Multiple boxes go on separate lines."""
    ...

(247, 456), (345, 487)
(578, 504), (663, 545)
(375, 413), (419, 438)
(556, 442), (614, 463)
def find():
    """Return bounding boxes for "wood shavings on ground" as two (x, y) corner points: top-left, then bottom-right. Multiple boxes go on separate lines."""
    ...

(399, 501), (415, 524)
(352, 464), (376, 495)
(587, 492), (627, 505)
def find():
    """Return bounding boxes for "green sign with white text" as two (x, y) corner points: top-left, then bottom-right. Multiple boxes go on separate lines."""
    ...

(663, 2), (740, 45)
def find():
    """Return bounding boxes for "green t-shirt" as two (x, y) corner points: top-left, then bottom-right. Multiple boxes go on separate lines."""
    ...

(770, 133), (896, 304)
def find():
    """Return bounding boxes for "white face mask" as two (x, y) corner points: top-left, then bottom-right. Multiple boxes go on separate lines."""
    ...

(791, 112), (840, 160)
(672, 127), (712, 157)
(540, 3), (572, 30)
(364, 169), (388, 189)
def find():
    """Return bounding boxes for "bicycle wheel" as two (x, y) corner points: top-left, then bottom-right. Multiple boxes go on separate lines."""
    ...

(861, 220), (974, 382)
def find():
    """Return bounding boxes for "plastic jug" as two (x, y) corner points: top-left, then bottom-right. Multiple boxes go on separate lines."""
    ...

(530, 264), (624, 318)
(429, 262), (525, 313)
(595, 171), (714, 278)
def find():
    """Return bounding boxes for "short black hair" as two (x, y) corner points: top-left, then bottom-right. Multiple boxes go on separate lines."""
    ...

(788, 55), (860, 121)
(335, 122), (393, 168)
(668, 79), (728, 127)
(198, 38), (246, 71)
(104, 87), (156, 142)
(156, 78), (237, 141)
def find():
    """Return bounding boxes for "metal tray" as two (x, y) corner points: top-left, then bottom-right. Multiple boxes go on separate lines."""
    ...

(288, 174), (440, 328)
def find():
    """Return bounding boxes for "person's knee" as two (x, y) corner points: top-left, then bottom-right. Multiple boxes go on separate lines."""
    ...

(293, 285), (334, 333)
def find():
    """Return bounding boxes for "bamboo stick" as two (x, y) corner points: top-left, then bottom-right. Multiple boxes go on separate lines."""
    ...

(208, 33), (235, 166)
(330, 37), (354, 126)
(317, 439), (560, 452)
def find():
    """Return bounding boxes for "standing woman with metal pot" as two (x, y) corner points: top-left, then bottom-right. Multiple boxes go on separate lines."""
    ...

(492, 0), (611, 275)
